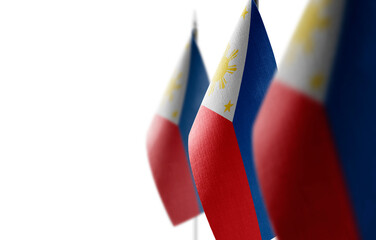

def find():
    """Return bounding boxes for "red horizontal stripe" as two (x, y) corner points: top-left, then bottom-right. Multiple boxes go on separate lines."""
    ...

(189, 106), (261, 240)
(253, 81), (360, 239)
(147, 115), (200, 225)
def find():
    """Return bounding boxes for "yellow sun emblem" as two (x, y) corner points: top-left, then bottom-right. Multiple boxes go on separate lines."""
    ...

(165, 72), (182, 101)
(292, 0), (330, 52)
(208, 44), (238, 95)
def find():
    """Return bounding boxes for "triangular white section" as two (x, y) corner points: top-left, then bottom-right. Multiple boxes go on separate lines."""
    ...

(276, 0), (345, 103)
(202, 0), (252, 122)
(157, 42), (191, 124)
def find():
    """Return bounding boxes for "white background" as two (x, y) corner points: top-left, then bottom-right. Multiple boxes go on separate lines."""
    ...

(0, 0), (308, 239)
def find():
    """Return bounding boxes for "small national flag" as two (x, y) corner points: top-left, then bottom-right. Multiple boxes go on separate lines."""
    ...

(188, 1), (276, 239)
(146, 30), (209, 225)
(253, 0), (376, 239)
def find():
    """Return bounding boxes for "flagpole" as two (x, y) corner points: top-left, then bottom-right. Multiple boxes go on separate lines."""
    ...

(193, 217), (198, 240)
(192, 12), (198, 240)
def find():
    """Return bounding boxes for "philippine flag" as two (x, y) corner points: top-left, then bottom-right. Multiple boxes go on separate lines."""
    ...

(188, 1), (276, 239)
(146, 31), (209, 225)
(254, 0), (376, 239)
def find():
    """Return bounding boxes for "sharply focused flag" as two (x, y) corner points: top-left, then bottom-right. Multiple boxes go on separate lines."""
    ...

(253, 0), (376, 239)
(188, 1), (276, 239)
(146, 29), (209, 225)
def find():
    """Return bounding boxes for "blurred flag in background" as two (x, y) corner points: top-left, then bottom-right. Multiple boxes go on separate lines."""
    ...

(189, 1), (276, 239)
(146, 29), (209, 226)
(254, 0), (376, 239)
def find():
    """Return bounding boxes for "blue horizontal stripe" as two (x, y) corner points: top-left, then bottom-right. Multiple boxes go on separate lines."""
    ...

(233, 1), (277, 239)
(326, 1), (376, 239)
(179, 35), (209, 212)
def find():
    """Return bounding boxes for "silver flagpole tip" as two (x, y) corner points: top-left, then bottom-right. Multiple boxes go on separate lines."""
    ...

(254, 0), (259, 8)
(193, 11), (198, 41)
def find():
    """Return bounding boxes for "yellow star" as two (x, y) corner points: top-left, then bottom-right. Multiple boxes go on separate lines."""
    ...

(310, 74), (325, 90)
(241, 7), (248, 19)
(224, 100), (234, 113)
(172, 111), (178, 118)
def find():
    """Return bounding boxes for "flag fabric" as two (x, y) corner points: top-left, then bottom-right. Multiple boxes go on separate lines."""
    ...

(188, 1), (276, 239)
(146, 32), (209, 225)
(253, 0), (376, 239)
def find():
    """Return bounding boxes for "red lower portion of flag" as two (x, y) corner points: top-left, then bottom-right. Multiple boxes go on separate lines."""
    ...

(253, 81), (360, 240)
(189, 106), (261, 240)
(147, 115), (200, 225)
